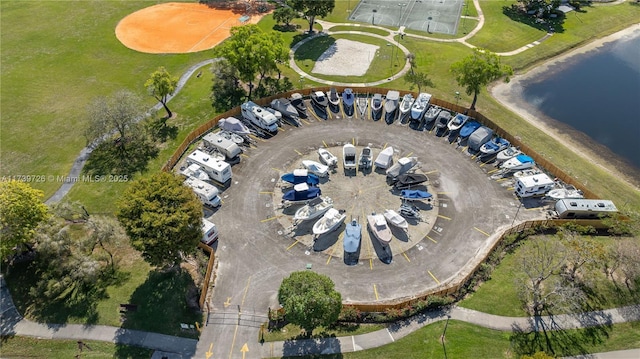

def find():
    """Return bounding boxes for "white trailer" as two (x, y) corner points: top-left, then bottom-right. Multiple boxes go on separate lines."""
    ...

(203, 132), (242, 159)
(241, 101), (278, 133)
(555, 199), (618, 219)
(201, 218), (219, 245)
(184, 176), (221, 208)
(186, 149), (232, 184)
(515, 173), (555, 198)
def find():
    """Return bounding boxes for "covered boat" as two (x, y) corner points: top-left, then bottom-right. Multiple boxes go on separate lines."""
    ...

(399, 94), (414, 123)
(367, 213), (392, 246)
(421, 105), (441, 129)
(281, 169), (320, 186)
(447, 113), (469, 132)
(312, 208), (346, 236)
(384, 90), (400, 124)
(358, 146), (373, 170)
(496, 146), (522, 162)
(383, 209), (409, 231)
(327, 87), (340, 113)
(501, 154), (536, 171)
(282, 183), (321, 202)
(289, 93), (308, 118)
(294, 197), (334, 222)
(468, 126), (494, 151)
(393, 173), (428, 189)
(411, 92), (432, 122)
(271, 98), (301, 126)
(342, 88), (355, 117)
(386, 157), (418, 180)
(218, 117), (251, 136)
(343, 144), (357, 170)
(459, 120), (481, 139)
(318, 148), (338, 167)
(371, 93), (383, 121)
(302, 160), (329, 177)
(374, 146), (394, 169)
(480, 136), (510, 155)
(399, 202), (421, 219)
(513, 168), (542, 179)
(310, 91), (328, 119)
(400, 189), (432, 201)
(434, 111), (452, 136)
(343, 219), (362, 253)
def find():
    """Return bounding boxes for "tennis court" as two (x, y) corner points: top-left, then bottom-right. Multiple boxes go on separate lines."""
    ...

(349, 0), (465, 35)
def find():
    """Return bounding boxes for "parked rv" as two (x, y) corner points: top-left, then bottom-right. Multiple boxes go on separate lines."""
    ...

(203, 132), (242, 160)
(515, 173), (555, 198)
(186, 149), (232, 184)
(241, 101), (279, 133)
(184, 176), (221, 208)
(554, 199), (618, 219)
(201, 218), (219, 245)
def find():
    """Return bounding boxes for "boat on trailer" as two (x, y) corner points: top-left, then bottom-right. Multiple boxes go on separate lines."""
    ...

(318, 148), (338, 167)
(302, 160), (329, 177)
(393, 172), (428, 189)
(281, 169), (320, 186)
(343, 218), (362, 254)
(313, 208), (346, 236)
(310, 91), (329, 120)
(358, 145), (373, 170)
(383, 209), (409, 231)
(421, 105), (441, 130)
(327, 87), (340, 114)
(400, 189), (432, 202)
(357, 95), (368, 118)
(501, 154), (536, 171)
(342, 88), (355, 117)
(289, 93), (308, 119)
(294, 197), (334, 222)
(398, 94), (414, 123)
(367, 213), (392, 246)
(411, 92), (432, 122)
(282, 183), (321, 203)
(447, 113), (469, 132)
(496, 146), (522, 162)
(480, 137), (510, 155)
(374, 146), (394, 169)
(343, 144), (357, 171)
(371, 93), (383, 121)
(384, 90), (400, 124)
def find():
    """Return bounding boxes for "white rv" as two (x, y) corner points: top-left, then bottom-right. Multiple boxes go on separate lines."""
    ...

(184, 176), (221, 208)
(241, 101), (278, 133)
(203, 132), (242, 159)
(555, 199), (617, 219)
(201, 218), (219, 245)
(186, 149), (232, 184)
(515, 173), (555, 198)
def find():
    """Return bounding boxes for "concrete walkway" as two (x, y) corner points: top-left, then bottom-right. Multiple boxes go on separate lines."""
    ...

(3, 275), (638, 358)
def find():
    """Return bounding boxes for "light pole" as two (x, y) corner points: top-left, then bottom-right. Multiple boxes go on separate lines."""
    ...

(454, 91), (460, 106)
(427, 16), (432, 33)
(397, 3), (406, 28)
(462, 0), (468, 34)
(372, 9), (377, 25)
(299, 75), (304, 89)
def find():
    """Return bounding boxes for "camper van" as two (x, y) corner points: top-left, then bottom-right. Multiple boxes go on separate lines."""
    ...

(203, 132), (242, 160)
(186, 150), (232, 184)
(515, 173), (555, 198)
(240, 101), (279, 133)
(201, 218), (219, 245)
(555, 199), (618, 219)
(184, 176), (221, 208)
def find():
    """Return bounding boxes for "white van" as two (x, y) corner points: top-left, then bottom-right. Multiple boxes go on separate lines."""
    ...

(186, 150), (232, 184)
(201, 218), (218, 245)
(515, 173), (555, 198)
(203, 132), (242, 159)
(184, 177), (221, 208)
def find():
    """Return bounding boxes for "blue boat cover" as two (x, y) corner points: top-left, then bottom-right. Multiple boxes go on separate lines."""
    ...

(459, 120), (481, 138)
(515, 155), (534, 164)
(282, 186), (321, 201)
(281, 171), (320, 185)
(401, 189), (432, 199)
(343, 221), (361, 253)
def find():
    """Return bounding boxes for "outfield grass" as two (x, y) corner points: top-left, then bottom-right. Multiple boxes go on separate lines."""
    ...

(0, 337), (153, 359)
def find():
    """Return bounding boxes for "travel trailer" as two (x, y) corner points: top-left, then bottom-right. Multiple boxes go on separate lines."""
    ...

(203, 132), (242, 159)
(240, 101), (279, 133)
(515, 173), (555, 198)
(554, 199), (618, 219)
(184, 176), (221, 208)
(201, 218), (219, 245)
(186, 149), (232, 184)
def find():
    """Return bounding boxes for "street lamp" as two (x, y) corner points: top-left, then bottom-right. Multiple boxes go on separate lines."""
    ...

(299, 75), (304, 89)
(397, 3), (406, 28)
(454, 91), (460, 106)
(427, 16), (432, 33)
(372, 9), (377, 25)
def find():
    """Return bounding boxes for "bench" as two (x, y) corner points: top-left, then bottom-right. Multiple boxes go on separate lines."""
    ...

(239, 15), (250, 23)
(119, 303), (138, 313)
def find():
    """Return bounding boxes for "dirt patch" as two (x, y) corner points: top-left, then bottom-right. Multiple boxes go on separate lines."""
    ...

(115, 2), (266, 54)
(312, 39), (380, 76)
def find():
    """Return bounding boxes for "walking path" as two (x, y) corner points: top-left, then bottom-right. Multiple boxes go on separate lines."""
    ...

(2, 275), (638, 358)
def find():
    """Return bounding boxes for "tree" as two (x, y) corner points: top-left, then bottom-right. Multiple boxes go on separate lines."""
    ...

(273, 6), (297, 28)
(117, 172), (202, 268)
(145, 66), (178, 118)
(0, 180), (49, 261)
(403, 53), (435, 93)
(278, 271), (342, 336)
(289, 0), (335, 34)
(83, 215), (126, 273)
(450, 48), (513, 110)
(84, 90), (145, 149)
(211, 59), (246, 111)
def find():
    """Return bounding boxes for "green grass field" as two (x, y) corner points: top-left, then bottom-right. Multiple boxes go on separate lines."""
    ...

(0, 337), (153, 359)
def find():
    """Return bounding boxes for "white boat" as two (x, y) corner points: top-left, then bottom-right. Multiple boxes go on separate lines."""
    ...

(513, 168), (542, 179)
(318, 148), (338, 167)
(343, 219), (362, 254)
(343, 144), (357, 170)
(358, 146), (373, 170)
(367, 213), (392, 246)
(181, 163), (211, 181)
(371, 93), (383, 121)
(218, 130), (245, 145)
(501, 154), (535, 171)
(357, 95), (368, 117)
(327, 87), (340, 113)
(411, 92), (432, 122)
(383, 209), (408, 231)
(218, 116), (251, 136)
(302, 160), (329, 177)
(447, 113), (469, 132)
(398, 94), (414, 123)
(313, 208), (346, 236)
(496, 146), (522, 162)
(384, 90), (400, 124)
(386, 157), (418, 180)
(546, 186), (584, 200)
(293, 197), (334, 222)
(374, 146), (394, 169)
(479, 137), (510, 155)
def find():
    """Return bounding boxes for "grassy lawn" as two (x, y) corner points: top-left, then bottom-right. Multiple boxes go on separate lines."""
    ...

(328, 25), (391, 36)
(0, 337), (153, 359)
(272, 320), (640, 359)
(459, 236), (640, 317)
(263, 322), (385, 342)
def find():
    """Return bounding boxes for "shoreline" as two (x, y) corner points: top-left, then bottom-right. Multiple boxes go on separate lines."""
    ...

(490, 23), (640, 192)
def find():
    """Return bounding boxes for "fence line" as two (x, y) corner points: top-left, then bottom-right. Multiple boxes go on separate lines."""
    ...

(197, 242), (217, 310)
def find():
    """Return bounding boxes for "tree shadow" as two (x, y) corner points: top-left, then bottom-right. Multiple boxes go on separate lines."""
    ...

(83, 136), (158, 177)
(293, 36), (337, 62)
(281, 336), (344, 358)
(502, 5), (566, 34)
(146, 117), (178, 142)
(274, 24), (299, 33)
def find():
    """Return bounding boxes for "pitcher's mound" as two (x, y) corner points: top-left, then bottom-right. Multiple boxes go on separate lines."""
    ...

(115, 2), (263, 54)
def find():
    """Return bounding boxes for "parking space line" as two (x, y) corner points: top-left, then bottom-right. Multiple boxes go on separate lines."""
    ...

(294, 149), (302, 156)
(300, 118), (310, 125)
(474, 227), (490, 236)
(240, 153), (249, 159)
(250, 134), (265, 142)
(323, 140), (328, 148)
(261, 215), (283, 223)
(352, 138), (355, 146)
(460, 146), (468, 152)
(424, 170), (438, 175)
(259, 191), (273, 194)
(487, 168), (499, 174)
(286, 240), (299, 251)
(383, 142), (388, 149)
(436, 192), (450, 195)
(272, 168), (281, 172)
(404, 151), (413, 157)
(425, 235), (437, 243)
(373, 284), (379, 300)
(507, 186), (515, 191)
(497, 178), (510, 182)
(402, 251), (411, 262)
(428, 270), (440, 284)
(437, 214), (452, 220)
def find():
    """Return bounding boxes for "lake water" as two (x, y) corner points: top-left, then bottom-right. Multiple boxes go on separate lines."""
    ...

(522, 29), (640, 170)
